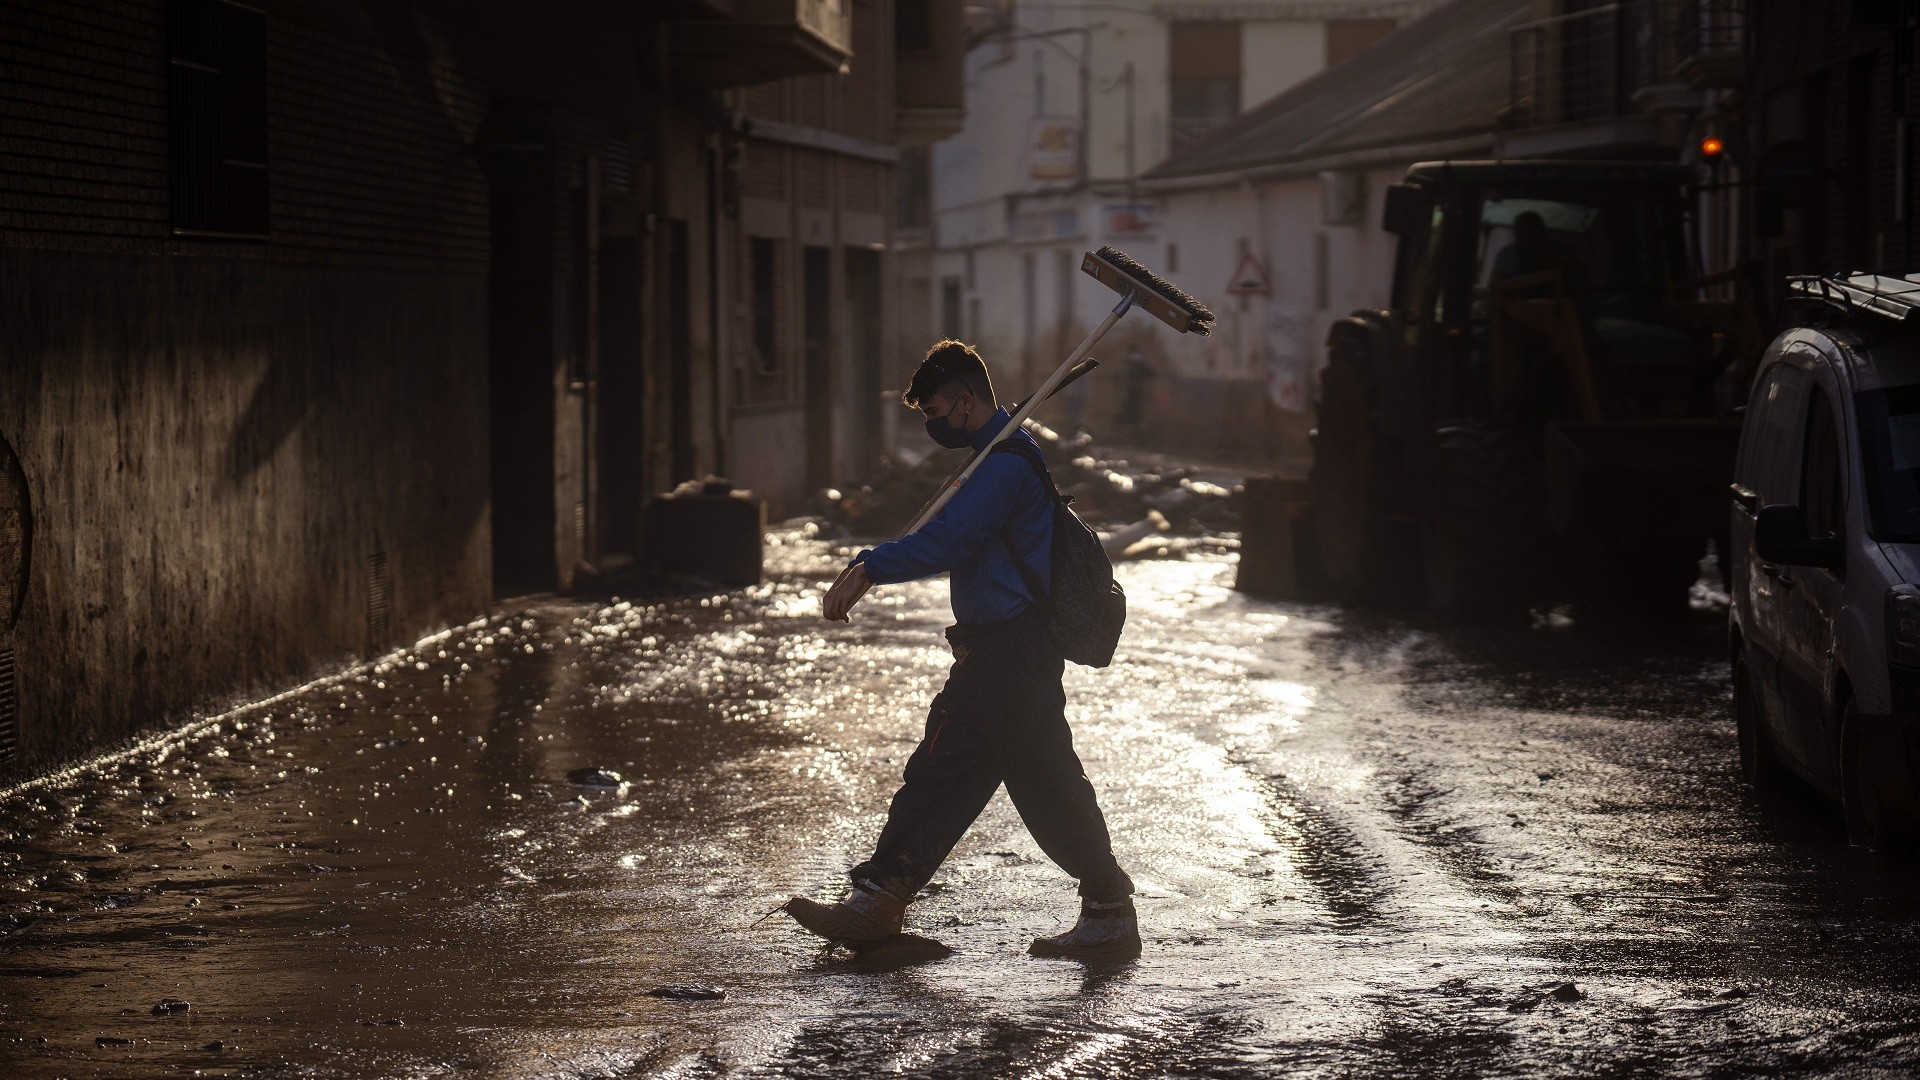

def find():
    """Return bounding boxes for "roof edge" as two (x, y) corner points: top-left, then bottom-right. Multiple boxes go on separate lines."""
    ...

(1139, 0), (1527, 185)
(1137, 133), (1499, 193)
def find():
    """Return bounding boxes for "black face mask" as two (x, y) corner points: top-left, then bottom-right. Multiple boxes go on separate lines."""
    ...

(924, 397), (974, 449)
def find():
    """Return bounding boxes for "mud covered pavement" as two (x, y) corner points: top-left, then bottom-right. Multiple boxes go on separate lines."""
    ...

(5, 527), (1920, 1077)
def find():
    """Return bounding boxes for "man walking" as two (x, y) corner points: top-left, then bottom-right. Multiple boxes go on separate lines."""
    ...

(790, 340), (1138, 960)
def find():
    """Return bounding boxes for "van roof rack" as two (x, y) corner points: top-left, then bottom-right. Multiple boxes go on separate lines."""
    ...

(1788, 273), (1920, 322)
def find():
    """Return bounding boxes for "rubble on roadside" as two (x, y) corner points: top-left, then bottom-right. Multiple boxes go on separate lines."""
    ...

(813, 421), (1242, 559)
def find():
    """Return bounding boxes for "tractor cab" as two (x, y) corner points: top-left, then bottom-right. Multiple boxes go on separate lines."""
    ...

(1312, 161), (1763, 615)
(1383, 162), (1749, 428)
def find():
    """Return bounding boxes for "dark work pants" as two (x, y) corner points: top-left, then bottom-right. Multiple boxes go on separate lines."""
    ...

(850, 607), (1134, 903)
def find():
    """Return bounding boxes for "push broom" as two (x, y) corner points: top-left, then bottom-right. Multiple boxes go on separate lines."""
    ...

(828, 246), (1214, 615)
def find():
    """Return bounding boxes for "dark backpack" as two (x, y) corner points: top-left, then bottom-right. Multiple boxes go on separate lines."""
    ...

(989, 440), (1127, 668)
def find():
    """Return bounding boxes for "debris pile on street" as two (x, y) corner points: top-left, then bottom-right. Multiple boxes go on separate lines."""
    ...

(648, 985), (727, 1001)
(814, 421), (1241, 559)
(564, 767), (626, 789)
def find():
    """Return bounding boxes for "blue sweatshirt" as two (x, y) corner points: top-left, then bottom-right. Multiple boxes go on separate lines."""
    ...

(853, 409), (1054, 626)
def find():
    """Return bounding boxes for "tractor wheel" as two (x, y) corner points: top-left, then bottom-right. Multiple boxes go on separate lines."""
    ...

(1309, 330), (1408, 604)
(1422, 424), (1543, 618)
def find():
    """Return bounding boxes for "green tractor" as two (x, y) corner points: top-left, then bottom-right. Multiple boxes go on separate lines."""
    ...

(1311, 160), (1763, 615)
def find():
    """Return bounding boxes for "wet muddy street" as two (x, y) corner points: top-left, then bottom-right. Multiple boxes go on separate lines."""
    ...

(5, 526), (1920, 1077)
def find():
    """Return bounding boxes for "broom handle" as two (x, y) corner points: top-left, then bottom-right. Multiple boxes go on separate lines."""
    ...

(830, 292), (1135, 610)
(904, 296), (1131, 534)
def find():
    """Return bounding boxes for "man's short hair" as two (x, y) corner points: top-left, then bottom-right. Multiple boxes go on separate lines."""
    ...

(903, 340), (996, 409)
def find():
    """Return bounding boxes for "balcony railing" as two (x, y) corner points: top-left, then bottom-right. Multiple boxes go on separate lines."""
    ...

(1675, 0), (1745, 88)
(1507, 1), (1725, 129)
(793, 0), (852, 54)
(1509, 4), (1626, 128)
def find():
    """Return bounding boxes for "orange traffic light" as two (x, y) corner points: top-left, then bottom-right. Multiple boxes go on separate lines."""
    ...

(1700, 136), (1726, 160)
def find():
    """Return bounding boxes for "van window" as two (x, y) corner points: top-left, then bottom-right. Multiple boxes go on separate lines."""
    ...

(1857, 383), (1920, 542)
(1801, 386), (1845, 573)
(1739, 362), (1810, 505)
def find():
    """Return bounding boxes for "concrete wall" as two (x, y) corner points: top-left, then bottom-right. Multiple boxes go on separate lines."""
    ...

(0, 0), (926, 778)
(0, 0), (503, 777)
(928, 196), (1282, 451)
(0, 0), (690, 778)
(1159, 169), (1403, 378)
(0, 254), (490, 771)
(1243, 21), (1327, 107)
(727, 0), (899, 513)
(730, 409), (810, 507)
(1090, 164), (1407, 458)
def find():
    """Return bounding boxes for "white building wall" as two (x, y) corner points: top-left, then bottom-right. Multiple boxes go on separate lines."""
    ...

(923, 0), (1428, 456)
(1102, 164), (1406, 460)
(1242, 21), (1326, 107)
(1162, 166), (1406, 375)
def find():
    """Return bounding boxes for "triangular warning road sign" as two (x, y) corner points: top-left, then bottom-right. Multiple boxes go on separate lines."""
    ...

(1225, 251), (1271, 296)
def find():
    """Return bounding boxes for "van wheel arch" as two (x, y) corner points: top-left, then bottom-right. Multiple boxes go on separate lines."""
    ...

(1839, 678), (1914, 854)
(1733, 640), (1787, 793)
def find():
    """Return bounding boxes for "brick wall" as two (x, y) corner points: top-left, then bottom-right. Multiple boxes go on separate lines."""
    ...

(743, 142), (788, 200)
(841, 0), (884, 142)
(0, 0), (893, 775)
(0, 2), (171, 246)
(844, 159), (886, 215)
(269, 19), (489, 270)
(797, 148), (831, 208)
(0, 0), (508, 777)
(0, 1), (493, 268)
(719, 0), (899, 511)
(1747, 1), (1914, 273)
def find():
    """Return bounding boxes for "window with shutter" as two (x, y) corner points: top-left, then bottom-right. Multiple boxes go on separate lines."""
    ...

(168, 0), (269, 238)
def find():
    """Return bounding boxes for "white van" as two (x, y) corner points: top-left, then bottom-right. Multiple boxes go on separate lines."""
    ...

(1730, 274), (1920, 850)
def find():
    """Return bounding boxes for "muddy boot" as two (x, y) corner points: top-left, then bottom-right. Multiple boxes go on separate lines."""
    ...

(1028, 898), (1141, 960)
(784, 880), (907, 945)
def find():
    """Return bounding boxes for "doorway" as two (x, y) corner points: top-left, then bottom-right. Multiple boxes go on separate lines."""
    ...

(803, 245), (834, 492)
(596, 235), (645, 558)
(489, 180), (557, 594)
(845, 246), (884, 469)
(660, 217), (696, 486)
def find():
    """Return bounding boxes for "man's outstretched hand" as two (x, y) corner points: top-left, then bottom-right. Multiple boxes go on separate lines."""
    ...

(823, 561), (870, 622)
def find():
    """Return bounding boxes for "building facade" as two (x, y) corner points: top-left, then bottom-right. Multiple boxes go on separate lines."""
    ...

(726, 0), (965, 504)
(1133, 0), (1771, 464)
(1733, 1), (1915, 286)
(910, 0), (1432, 455)
(0, 0), (961, 780)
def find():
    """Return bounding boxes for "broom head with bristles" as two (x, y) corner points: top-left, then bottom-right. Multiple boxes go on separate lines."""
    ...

(1081, 246), (1216, 335)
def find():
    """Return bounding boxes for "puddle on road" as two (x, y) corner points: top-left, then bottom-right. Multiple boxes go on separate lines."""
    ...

(4, 527), (1920, 1077)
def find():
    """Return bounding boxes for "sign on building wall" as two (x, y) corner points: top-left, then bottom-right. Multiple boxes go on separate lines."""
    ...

(1103, 202), (1162, 237)
(1028, 117), (1079, 179)
(1226, 251), (1272, 297)
(1010, 207), (1082, 242)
